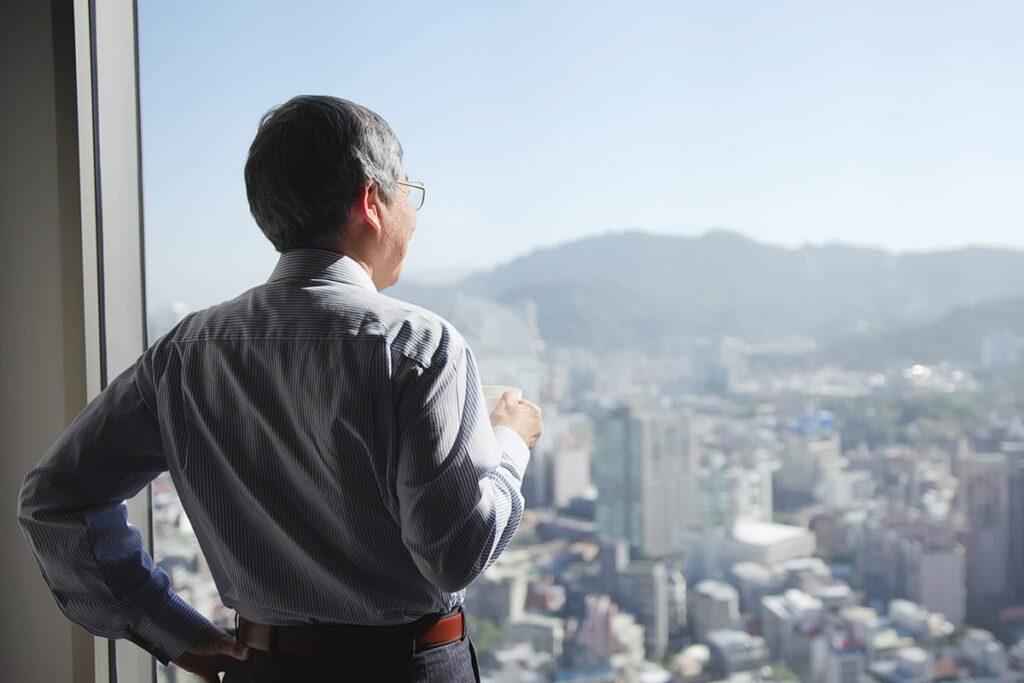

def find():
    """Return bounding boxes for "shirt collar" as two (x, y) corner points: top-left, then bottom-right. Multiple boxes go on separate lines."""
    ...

(267, 249), (378, 292)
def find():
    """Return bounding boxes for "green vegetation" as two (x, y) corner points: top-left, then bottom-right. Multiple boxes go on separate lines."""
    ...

(769, 662), (801, 682)
(821, 387), (1019, 449)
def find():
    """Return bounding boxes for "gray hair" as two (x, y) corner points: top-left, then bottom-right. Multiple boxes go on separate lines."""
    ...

(244, 95), (404, 252)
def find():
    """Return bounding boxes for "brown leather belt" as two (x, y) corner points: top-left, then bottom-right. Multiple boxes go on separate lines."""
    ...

(236, 608), (466, 656)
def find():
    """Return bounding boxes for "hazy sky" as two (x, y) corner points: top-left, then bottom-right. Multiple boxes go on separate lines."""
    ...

(138, 0), (1024, 309)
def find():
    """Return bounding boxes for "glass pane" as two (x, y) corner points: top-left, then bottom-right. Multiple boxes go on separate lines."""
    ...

(138, 3), (1024, 681)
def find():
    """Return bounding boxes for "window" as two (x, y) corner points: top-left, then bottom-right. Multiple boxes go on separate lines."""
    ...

(138, 3), (1024, 681)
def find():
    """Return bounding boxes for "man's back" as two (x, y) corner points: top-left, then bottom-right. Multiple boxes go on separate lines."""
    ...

(18, 248), (531, 663)
(154, 249), (467, 625)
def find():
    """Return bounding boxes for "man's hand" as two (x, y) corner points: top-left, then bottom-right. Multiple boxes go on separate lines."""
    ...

(490, 391), (543, 449)
(171, 623), (251, 683)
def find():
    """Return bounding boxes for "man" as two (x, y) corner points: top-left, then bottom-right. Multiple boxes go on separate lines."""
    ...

(18, 95), (543, 682)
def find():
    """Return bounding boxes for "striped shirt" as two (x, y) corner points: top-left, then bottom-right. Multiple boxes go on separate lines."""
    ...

(17, 248), (531, 665)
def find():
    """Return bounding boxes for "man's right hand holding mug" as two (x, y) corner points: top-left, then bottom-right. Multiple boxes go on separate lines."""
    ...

(490, 390), (543, 449)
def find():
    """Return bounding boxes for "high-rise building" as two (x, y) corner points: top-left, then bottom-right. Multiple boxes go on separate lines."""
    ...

(617, 561), (669, 659)
(971, 428), (1024, 600)
(900, 536), (966, 625)
(958, 452), (1011, 623)
(1010, 455), (1024, 600)
(593, 406), (698, 558)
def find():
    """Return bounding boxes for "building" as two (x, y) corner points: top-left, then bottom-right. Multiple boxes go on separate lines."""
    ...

(680, 521), (816, 585)
(705, 629), (769, 676)
(688, 580), (739, 644)
(838, 606), (882, 660)
(729, 561), (781, 614)
(699, 456), (774, 528)
(960, 629), (1008, 678)
(463, 567), (527, 624)
(1010, 454), (1024, 600)
(577, 595), (619, 659)
(867, 647), (934, 683)
(971, 427), (1024, 600)
(778, 557), (833, 586)
(887, 600), (955, 642)
(665, 567), (688, 649)
(593, 406), (699, 558)
(810, 582), (854, 613)
(775, 412), (841, 510)
(506, 613), (566, 659)
(900, 537), (966, 625)
(958, 452), (1011, 623)
(617, 561), (669, 659)
(760, 590), (826, 681)
(719, 520), (817, 568)
(822, 466), (874, 512)
(859, 508), (967, 624)
(598, 538), (631, 596)
(551, 438), (592, 509)
(826, 636), (865, 683)
(576, 594), (646, 663)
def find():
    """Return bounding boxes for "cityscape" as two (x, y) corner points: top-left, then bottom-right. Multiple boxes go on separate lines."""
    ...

(149, 232), (1024, 683)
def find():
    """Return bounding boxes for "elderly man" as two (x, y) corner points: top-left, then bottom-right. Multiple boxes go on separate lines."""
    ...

(19, 95), (543, 682)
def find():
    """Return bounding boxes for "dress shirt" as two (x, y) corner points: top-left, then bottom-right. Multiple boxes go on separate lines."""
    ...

(18, 248), (531, 665)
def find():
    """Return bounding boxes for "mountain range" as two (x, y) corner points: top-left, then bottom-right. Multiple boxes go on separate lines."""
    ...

(393, 230), (1024, 365)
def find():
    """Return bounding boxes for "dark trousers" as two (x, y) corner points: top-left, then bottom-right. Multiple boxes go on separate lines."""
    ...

(222, 632), (481, 682)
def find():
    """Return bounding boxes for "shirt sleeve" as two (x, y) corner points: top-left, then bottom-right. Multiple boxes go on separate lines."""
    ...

(17, 352), (211, 665)
(393, 327), (531, 594)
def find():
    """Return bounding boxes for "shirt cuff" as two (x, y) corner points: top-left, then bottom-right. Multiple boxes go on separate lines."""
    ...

(493, 426), (531, 480)
(131, 590), (212, 665)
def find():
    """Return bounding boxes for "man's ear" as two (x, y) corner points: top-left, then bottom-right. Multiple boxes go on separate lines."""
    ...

(354, 182), (383, 233)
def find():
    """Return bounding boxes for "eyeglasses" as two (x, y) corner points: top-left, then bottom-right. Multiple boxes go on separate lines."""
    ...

(396, 180), (426, 211)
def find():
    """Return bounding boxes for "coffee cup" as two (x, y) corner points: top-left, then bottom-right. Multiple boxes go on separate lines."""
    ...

(482, 385), (522, 413)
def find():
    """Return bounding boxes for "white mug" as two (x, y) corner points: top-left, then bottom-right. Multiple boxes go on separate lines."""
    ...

(482, 385), (522, 413)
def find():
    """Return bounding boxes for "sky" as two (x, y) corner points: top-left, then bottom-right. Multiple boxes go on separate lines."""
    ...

(138, 0), (1024, 310)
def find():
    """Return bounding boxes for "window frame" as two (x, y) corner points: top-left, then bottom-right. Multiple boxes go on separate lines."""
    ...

(74, 0), (156, 680)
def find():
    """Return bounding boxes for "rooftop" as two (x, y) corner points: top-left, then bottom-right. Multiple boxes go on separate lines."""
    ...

(731, 520), (812, 546)
(694, 579), (740, 602)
